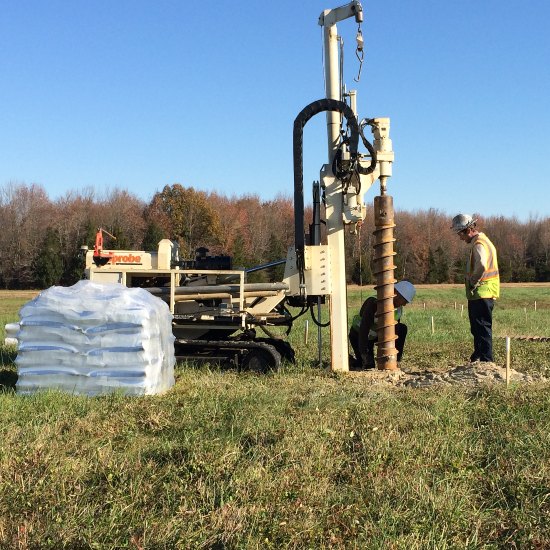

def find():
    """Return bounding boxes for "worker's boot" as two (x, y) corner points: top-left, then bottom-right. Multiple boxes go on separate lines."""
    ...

(363, 352), (375, 370)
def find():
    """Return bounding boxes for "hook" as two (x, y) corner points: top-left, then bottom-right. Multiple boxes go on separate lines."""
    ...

(354, 25), (364, 82)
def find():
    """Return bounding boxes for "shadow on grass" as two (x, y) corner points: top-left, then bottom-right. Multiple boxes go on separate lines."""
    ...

(0, 369), (17, 391)
(0, 347), (18, 391)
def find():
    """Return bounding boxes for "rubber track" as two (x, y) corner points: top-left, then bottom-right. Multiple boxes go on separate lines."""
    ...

(174, 338), (282, 370)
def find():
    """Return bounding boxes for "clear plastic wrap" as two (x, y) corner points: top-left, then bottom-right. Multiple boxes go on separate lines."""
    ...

(15, 280), (175, 396)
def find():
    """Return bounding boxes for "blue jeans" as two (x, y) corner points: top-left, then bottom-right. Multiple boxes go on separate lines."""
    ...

(468, 298), (494, 362)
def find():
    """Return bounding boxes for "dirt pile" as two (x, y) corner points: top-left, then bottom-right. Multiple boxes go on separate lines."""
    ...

(349, 363), (547, 388)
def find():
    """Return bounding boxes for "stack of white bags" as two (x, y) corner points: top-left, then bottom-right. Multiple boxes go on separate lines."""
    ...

(4, 322), (19, 346)
(15, 280), (175, 396)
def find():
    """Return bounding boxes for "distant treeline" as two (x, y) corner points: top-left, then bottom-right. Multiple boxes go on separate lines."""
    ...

(1, 182), (548, 289)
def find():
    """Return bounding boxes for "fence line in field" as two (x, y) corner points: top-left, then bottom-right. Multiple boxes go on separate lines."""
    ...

(412, 300), (548, 338)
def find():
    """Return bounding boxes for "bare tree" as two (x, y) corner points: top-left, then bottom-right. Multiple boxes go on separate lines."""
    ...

(0, 182), (53, 288)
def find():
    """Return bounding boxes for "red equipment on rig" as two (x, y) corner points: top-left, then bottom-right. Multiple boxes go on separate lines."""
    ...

(92, 228), (117, 267)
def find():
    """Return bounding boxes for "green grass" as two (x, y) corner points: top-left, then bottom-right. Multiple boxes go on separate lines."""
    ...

(346, 286), (550, 376)
(0, 286), (549, 548)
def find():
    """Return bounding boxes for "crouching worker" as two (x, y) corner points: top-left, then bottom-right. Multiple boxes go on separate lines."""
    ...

(349, 281), (416, 369)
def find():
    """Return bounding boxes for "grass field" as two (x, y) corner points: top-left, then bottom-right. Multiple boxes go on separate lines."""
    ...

(0, 285), (549, 548)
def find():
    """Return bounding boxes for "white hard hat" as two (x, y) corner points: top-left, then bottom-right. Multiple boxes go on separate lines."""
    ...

(395, 280), (416, 303)
(451, 213), (477, 233)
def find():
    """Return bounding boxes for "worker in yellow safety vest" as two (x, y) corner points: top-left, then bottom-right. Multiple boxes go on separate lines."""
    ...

(451, 213), (500, 363)
(349, 280), (416, 369)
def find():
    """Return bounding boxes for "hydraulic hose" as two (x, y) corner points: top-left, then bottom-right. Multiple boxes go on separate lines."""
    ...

(293, 98), (359, 253)
(292, 99), (378, 306)
(309, 304), (330, 328)
(293, 99), (377, 253)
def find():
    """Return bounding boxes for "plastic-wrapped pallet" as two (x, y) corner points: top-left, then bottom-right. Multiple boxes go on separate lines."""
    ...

(4, 322), (19, 346)
(15, 280), (175, 396)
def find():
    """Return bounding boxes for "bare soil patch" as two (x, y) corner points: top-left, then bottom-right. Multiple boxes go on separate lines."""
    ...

(348, 363), (547, 388)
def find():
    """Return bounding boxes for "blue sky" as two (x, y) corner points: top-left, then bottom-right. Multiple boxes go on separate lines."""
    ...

(1, 0), (549, 220)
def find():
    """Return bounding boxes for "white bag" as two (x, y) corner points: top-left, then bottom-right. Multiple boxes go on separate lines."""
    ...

(16, 280), (175, 396)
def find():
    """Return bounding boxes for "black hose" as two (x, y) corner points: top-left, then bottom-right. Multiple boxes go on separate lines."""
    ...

(288, 305), (309, 322)
(358, 122), (377, 174)
(293, 98), (360, 253)
(293, 99), (378, 253)
(309, 304), (330, 328)
(292, 99), (378, 306)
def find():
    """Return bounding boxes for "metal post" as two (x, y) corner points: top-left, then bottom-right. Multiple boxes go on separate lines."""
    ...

(318, 1), (365, 372)
(322, 19), (349, 372)
(323, 24), (341, 159)
(505, 336), (511, 386)
(324, 170), (350, 372)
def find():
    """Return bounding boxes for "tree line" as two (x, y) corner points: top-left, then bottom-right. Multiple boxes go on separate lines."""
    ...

(0, 182), (548, 290)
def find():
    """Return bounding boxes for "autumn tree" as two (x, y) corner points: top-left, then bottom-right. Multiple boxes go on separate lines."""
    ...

(525, 217), (550, 281)
(0, 182), (54, 288)
(95, 189), (146, 250)
(208, 192), (243, 253)
(350, 253), (373, 285)
(207, 193), (295, 271)
(0, 180), (548, 288)
(147, 184), (222, 259)
(141, 221), (166, 251)
(486, 216), (530, 282)
(231, 234), (249, 269)
(344, 220), (373, 285)
(32, 228), (64, 288)
(426, 246), (450, 283)
(51, 188), (98, 283)
(61, 222), (96, 285)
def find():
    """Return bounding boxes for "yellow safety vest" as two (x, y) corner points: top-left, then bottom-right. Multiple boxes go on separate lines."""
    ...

(466, 233), (500, 299)
(368, 307), (402, 339)
(351, 303), (403, 338)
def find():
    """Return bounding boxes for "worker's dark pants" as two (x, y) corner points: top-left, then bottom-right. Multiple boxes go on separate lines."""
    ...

(468, 298), (494, 362)
(349, 328), (361, 367)
(349, 323), (408, 368)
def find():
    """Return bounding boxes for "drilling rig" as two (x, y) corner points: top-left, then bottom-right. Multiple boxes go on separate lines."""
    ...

(83, 0), (398, 373)
(283, 0), (399, 372)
